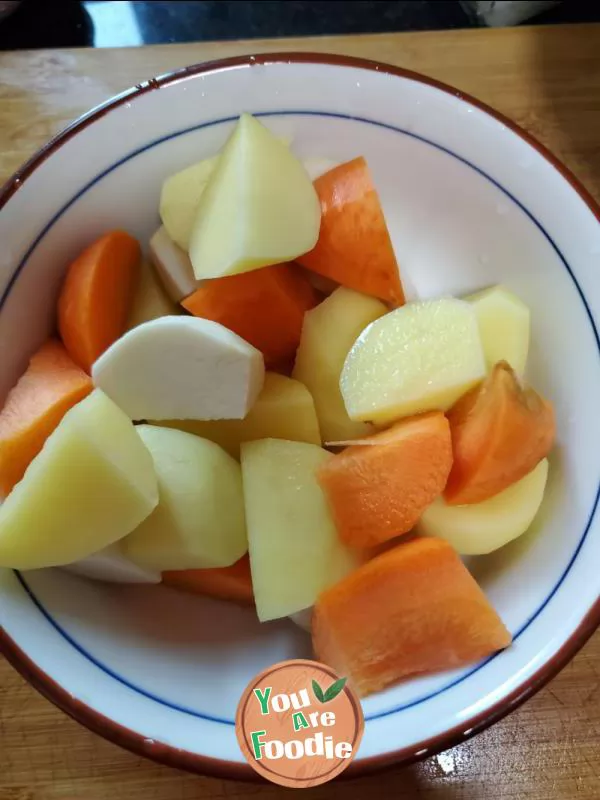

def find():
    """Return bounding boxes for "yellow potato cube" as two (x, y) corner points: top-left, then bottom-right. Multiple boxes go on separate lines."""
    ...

(466, 285), (530, 375)
(417, 458), (549, 555)
(341, 299), (486, 425)
(158, 372), (320, 458)
(124, 426), (247, 570)
(0, 390), (158, 570)
(158, 136), (290, 254)
(241, 439), (358, 622)
(189, 114), (321, 280)
(159, 156), (217, 251)
(127, 258), (177, 331)
(293, 287), (387, 441)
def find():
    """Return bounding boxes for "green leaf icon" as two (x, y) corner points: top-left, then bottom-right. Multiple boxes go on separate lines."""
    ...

(323, 677), (347, 703)
(312, 679), (325, 703)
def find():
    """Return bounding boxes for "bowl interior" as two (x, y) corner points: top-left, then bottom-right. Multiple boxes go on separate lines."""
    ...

(0, 57), (599, 771)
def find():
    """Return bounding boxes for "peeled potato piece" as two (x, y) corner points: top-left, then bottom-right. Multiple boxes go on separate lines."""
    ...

(241, 439), (358, 622)
(417, 458), (549, 555)
(159, 156), (217, 251)
(467, 285), (530, 375)
(0, 390), (158, 570)
(159, 373), (320, 458)
(189, 114), (321, 280)
(158, 137), (292, 253)
(124, 425), (247, 571)
(127, 257), (177, 330)
(293, 287), (387, 441)
(92, 316), (265, 421)
(341, 299), (486, 425)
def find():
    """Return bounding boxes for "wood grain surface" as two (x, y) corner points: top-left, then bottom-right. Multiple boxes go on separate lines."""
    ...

(0, 23), (599, 800)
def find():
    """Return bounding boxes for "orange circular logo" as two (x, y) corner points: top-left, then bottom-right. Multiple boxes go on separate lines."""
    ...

(236, 659), (364, 787)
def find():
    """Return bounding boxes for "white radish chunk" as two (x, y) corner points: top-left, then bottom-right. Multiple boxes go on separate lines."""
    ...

(63, 543), (161, 583)
(290, 608), (313, 632)
(149, 226), (199, 303)
(92, 317), (265, 421)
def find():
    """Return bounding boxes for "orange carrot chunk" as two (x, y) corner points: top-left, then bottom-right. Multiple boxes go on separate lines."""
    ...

(297, 157), (405, 305)
(162, 555), (254, 606)
(58, 230), (141, 372)
(445, 361), (555, 505)
(0, 339), (92, 498)
(313, 537), (511, 696)
(317, 411), (453, 548)
(182, 263), (318, 367)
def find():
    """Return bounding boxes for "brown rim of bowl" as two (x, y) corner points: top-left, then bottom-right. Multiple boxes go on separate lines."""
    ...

(0, 52), (599, 781)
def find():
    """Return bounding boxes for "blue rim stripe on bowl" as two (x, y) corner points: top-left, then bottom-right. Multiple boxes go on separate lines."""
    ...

(4, 109), (600, 727)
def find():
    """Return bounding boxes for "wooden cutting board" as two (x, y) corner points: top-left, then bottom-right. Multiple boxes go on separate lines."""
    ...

(0, 22), (599, 800)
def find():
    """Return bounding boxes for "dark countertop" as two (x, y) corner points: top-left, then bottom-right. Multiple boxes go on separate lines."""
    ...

(0, 0), (599, 51)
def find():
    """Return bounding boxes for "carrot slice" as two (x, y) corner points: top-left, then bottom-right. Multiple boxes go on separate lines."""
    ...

(313, 537), (511, 696)
(445, 361), (555, 505)
(58, 230), (141, 372)
(182, 263), (318, 366)
(0, 339), (92, 497)
(162, 555), (254, 605)
(317, 412), (453, 548)
(297, 157), (404, 305)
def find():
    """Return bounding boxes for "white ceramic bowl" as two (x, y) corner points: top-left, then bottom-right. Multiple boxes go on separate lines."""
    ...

(0, 54), (599, 779)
